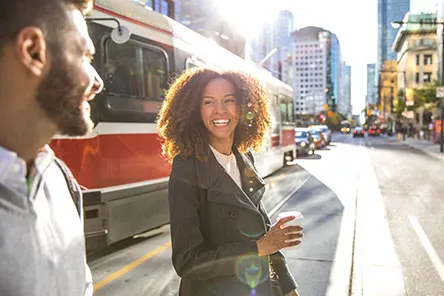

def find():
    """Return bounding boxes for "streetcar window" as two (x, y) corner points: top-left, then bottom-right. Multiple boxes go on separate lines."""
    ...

(104, 39), (168, 113)
(287, 99), (295, 123)
(280, 95), (295, 125)
(185, 56), (204, 69)
(280, 99), (288, 122)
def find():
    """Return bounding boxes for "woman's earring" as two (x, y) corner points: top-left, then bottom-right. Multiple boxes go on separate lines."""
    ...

(247, 102), (255, 128)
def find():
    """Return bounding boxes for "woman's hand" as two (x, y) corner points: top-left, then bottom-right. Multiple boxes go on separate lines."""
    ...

(256, 216), (303, 256)
(286, 290), (299, 296)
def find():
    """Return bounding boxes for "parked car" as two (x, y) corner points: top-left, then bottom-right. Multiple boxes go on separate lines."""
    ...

(368, 125), (381, 137)
(312, 125), (332, 144)
(295, 128), (316, 156)
(353, 127), (365, 137)
(309, 129), (325, 149)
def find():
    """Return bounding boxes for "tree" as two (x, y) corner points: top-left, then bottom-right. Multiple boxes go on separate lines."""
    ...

(394, 98), (405, 118)
(325, 111), (342, 131)
(412, 80), (440, 110)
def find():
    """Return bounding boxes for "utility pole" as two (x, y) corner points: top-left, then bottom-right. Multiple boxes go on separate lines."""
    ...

(441, 24), (444, 152)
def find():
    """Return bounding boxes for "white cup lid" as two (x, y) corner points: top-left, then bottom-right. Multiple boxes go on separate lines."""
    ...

(278, 211), (303, 220)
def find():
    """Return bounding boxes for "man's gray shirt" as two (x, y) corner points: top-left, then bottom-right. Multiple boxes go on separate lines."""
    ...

(0, 145), (92, 296)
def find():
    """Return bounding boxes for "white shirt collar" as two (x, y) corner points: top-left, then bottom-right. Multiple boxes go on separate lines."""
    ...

(0, 145), (28, 196)
(0, 145), (54, 196)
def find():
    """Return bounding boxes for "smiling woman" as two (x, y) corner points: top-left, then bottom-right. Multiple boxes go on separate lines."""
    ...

(157, 67), (302, 296)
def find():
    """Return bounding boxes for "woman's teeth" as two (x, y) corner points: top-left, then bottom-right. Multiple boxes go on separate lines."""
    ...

(213, 119), (229, 126)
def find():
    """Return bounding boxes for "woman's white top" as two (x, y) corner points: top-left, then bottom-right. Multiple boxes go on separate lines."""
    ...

(209, 145), (242, 190)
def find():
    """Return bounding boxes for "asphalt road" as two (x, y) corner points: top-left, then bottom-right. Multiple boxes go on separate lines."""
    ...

(88, 156), (313, 296)
(359, 134), (444, 296)
(88, 132), (444, 296)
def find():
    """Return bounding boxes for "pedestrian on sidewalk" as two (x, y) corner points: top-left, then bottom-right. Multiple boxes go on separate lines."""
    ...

(0, 1), (103, 295)
(158, 68), (303, 296)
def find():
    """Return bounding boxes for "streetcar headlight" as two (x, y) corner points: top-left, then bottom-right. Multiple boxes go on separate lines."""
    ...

(300, 142), (306, 147)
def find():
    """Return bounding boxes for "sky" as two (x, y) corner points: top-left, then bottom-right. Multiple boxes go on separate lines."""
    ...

(215, 0), (440, 115)
(277, 0), (440, 115)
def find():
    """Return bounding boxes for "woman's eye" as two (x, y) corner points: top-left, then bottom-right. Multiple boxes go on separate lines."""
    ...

(204, 100), (214, 105)
(225, 98), (236, 104)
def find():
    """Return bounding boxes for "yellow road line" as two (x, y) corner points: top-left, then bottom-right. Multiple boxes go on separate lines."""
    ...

(94, 241), (172, 291)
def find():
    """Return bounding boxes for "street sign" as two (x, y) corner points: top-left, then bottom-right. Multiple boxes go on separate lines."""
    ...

(436, 86), (444, 98)
(402, 111), (415, 119)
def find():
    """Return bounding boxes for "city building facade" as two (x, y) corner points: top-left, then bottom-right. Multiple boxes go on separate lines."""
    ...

(339, 63), (352, 117)
(326, 33), (342, 113)
(287, 26), (347, 120)
(366, 64), (377, 105)
(437, 1), (444, 85)
(379, 60), (398, 126)
(174, 0), (246, 57)
(377, 0), (410, 76)
(250, 10), (294, 80)
(289, 27), (328, 118)
(133, 0), (175, 18)
(392, 12), (439, 128)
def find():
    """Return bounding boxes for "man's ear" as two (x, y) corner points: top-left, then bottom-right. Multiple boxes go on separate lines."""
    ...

(16, 27), (47, 77)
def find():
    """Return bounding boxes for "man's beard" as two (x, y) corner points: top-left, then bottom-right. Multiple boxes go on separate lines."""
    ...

(36, 49), (93, 137)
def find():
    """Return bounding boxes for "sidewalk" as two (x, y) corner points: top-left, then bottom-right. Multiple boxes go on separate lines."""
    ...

(382, 134), (444, 161)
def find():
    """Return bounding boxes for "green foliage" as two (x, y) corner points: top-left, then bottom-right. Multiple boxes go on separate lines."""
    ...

(413, 81), (440, 109)
(395, 99), (405, 118)
(325, 112), (342, 131)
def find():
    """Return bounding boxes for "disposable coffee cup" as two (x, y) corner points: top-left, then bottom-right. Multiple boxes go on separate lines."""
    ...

(277, 211), (303, 249)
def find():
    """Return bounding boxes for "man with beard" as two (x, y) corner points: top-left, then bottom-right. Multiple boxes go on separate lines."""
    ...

(0, 0), (103, 295)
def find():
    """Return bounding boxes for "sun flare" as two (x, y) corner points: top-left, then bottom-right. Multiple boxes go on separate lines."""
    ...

(214, 0), (280, 38)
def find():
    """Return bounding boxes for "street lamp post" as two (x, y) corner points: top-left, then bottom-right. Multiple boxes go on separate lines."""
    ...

(392, 19), (444, 152)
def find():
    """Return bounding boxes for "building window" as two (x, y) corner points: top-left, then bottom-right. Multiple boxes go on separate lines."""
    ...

(415, 73), (420, 83)
(424, 55), (432, 65)
(424, 72), (432, 83)
(423, 39), (434, 46)
(416, 54), (420, 66)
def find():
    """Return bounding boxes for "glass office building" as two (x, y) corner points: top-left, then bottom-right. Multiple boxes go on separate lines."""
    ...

(377, 0), (410, 74)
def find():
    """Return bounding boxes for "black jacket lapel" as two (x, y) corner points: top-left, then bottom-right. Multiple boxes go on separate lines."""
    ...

(234, 150), (266, 206)
(194, 146), (264, 212)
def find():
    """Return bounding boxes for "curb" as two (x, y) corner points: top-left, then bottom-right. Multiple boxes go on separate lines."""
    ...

(382, 135), (444, 161)
(268, 175), (311, 217)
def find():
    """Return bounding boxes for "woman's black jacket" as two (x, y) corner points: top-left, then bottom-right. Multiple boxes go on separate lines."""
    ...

(168, 148), (297, 295)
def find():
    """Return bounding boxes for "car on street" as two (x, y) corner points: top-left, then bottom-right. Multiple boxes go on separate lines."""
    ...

(312, 124), (332, 145)
(309, 129), (325, 149)
(353, 127), (365, 137)
(368, 125), (381, 137)
(340, 120), (351, 133)
(295, 128), (316, 156)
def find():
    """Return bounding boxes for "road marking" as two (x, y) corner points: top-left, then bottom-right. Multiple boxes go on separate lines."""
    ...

(93, 241), (172, 291)
(268, 175), (311, 217)
(408, 216), (444, 282)
(382, 167), (391, 178)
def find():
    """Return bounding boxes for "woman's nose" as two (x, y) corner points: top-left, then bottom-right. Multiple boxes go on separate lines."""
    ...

(214, 101), (227, 113)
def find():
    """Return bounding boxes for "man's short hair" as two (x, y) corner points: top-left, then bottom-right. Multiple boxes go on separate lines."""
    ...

(0, 0), (92, 54)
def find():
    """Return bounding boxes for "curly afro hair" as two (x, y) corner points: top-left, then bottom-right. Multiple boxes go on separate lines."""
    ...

(157, 67), (271, 162)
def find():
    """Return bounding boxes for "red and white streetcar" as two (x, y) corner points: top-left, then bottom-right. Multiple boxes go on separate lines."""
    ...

(50, 0), (296, 250)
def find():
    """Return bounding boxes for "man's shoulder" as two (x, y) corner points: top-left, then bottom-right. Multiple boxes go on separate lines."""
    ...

(0, 183), (28, 212)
